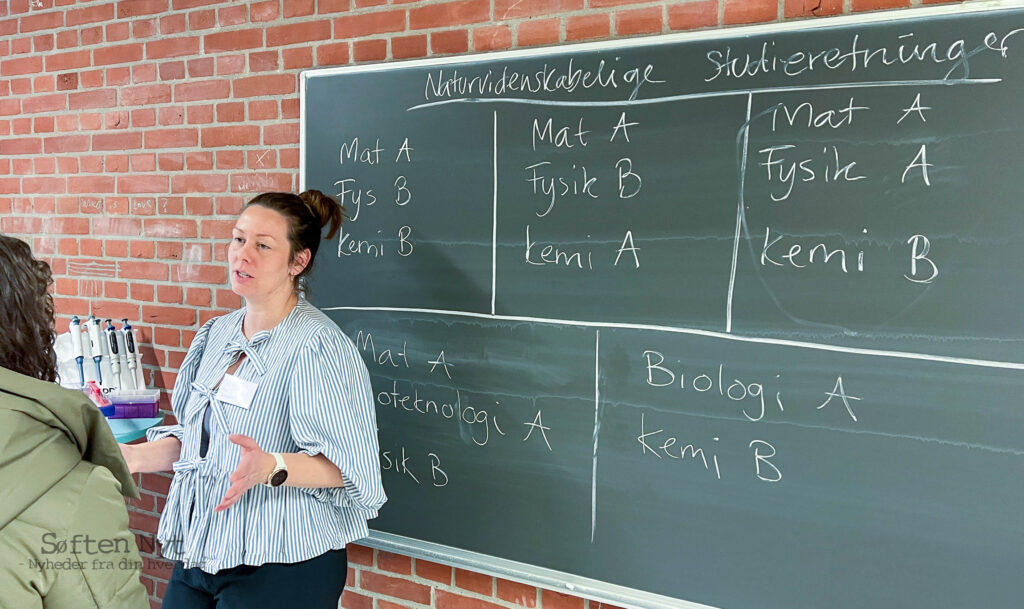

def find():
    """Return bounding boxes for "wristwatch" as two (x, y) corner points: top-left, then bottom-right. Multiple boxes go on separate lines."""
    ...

(265, 452), (288, 487)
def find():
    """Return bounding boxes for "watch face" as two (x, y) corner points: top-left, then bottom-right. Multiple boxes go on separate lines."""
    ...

(269, 469), (288, 487)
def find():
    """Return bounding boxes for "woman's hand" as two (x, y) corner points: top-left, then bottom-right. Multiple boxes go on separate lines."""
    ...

(215, 434), (274, 512)
(118, 443), (136, 473)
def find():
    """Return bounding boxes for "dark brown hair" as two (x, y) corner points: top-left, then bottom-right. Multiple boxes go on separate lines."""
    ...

(0, 235), (57, 382)
(244, 190), (344, 292)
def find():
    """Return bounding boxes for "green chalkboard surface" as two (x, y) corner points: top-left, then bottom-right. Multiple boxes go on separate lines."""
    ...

(302, 5), (1024, 608)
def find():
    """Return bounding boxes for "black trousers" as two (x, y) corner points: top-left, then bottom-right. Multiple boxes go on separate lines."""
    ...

(162, 549), (348, 609)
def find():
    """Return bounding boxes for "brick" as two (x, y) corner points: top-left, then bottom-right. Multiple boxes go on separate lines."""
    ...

(284, 46), (314, 69)
(318, 0), (350, 12)
(360, 572), (430, 605)
(616, 7), (663, 35)
(130, 240), (156, 259)
(133, 18), (158, 38)
(266, 21), (331, 46)
(68, 176), (116, 193)
(540, 590), (583, 609)
(436, 591), (506, 609)
(69, 90), (117, 110)
(232, 74), (295, 97)
(352, 39), (386, 62)
(377, 551), (412, 574)
(43, 135), (88, 154)
(185, 287), (212, 307)
(723, 0), (778, 25)
(410, 0), (487, 29)
(94, 301), (142, 323)
(414, 559), (451, 584)
(784, 0), (843, 17)
(851, 0), (909, 9)
(246, 149), (276, 168)
(109, 29), (135, 51)
(118, 261), (169, 281)
(284, 0), (315, 17)
(144, 218), (198, 238)
(147, 37), (201, 59)
(20, 11), (63, 33)
(23, 177), (65, 195)
(201, 125), (259, 147)
(142, 305), (196, 326)
(95, 217), (144, 236)
(81, 238), (103, 256)
(495, 0), (581, 18)
(668, 1), (718, 30)
(174, 80), (231, 102)
(217, 151), (244, 169)
(185, 151), (213, 170)
(432, 30), (468, 54)
(157, 60), (186, 80)
(341, 590), (372, 609)
(118, 175), (169, 193)
(43, 217), (89, 234)
(347, 544), (373, 566)
(33, 34), (54, 54)
(204, 29), (264, 53)
(0, 99), (21, 115)
(117, 0), (167, 18)
(472, 26), (510, 52)
(80, 70), (104, 88)
(229, 173), (291, 193)
(188, 8), (216, 30)
(216, 102), (244, 122)
(82, 26), (102, 46)
(218, 7), (258, 30)
(248, 101), (278, 121)
(217, 54), (246, 74)
(1, 56), (42, 76)
(161, 13), (187, 34)
(334, 10), (405, 38)
(158, 153), (184, 172)
(171, 173), (228, 193)
(566, 14), (609, 41)
(144, 128), (199, 148)
(156, 285), (183, 304)
(95, 43), (144, 66)
(187, 57), (215, 77)
(249, 50), (278, 72)
(251, 0), (279, 21)
(130, 283), (154, 301)
(497, 579), (537, 607)
(68, 3), (115, 26)
(216, 289), (241, 309)
(171, 263), (225, 284)
(132, 109), (157, 127)
(455, 568), (492, 594)
(93, 132), (143, 151)
(315, 43), (349, 67)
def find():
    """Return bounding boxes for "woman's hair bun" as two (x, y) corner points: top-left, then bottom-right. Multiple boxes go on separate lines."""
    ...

(299, 189), (344, 239)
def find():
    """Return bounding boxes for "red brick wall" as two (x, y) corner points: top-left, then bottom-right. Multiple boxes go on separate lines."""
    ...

(0, 0), (956, 607)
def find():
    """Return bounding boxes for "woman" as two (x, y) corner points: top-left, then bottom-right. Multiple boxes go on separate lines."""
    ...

(120, 191), (386, 608)
(0, 235), (148, 609)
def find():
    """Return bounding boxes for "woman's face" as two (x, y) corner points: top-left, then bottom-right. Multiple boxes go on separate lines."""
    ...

(228, 205), (306, 303)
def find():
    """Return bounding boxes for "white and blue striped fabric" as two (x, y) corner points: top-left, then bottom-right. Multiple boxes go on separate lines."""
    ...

(146, 297), (386, 573)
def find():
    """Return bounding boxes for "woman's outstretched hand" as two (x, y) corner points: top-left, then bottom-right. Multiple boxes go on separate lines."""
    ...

(215, 434), (273, 512)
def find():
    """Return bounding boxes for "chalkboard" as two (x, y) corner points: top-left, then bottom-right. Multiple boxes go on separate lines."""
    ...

(301, 4), (1024, 608)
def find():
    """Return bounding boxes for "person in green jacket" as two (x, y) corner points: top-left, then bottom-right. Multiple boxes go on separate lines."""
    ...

(0, 234), (149, 609)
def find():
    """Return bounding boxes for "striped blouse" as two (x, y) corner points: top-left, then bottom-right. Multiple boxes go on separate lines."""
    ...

(146, 297), (386, 573)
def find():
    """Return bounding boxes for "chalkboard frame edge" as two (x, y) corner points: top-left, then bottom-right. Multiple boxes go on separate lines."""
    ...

(362, 530), (719, 609)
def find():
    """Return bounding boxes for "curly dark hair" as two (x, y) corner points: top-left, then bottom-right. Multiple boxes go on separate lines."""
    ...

(0, 235), (57, 382)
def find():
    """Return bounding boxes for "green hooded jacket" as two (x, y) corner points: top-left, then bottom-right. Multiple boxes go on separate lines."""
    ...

(0, 367), (149, 608)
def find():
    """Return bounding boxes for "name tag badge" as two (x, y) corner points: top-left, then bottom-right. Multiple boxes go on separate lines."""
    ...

(215, 373), (258, 410)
